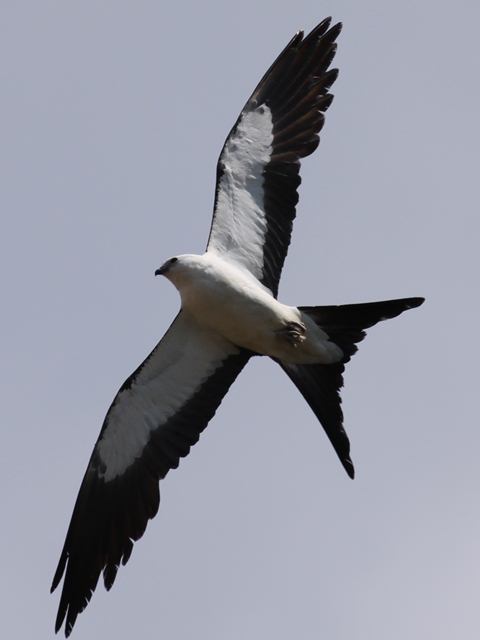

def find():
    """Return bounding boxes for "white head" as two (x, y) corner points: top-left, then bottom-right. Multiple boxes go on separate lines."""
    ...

(154, 254), (204, 290)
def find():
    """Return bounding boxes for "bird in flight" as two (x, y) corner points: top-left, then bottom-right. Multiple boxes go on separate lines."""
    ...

(51, 17), (424, 636)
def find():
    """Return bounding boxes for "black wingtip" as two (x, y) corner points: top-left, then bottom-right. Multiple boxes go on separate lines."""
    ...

(301, 17), (338, 47)
(54, 613), (63, 635)
(51, 551), (67, 594)
(313, 16), (332, 37)
(288, 30), (304, 49)
(331, 21), (343, 38)
(323, 67), (339, 90)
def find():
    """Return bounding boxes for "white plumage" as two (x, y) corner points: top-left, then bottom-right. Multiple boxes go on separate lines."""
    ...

(208, 105), (274, 277)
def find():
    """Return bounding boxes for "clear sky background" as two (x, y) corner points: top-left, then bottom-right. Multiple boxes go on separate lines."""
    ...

(2, 1), (479, 638)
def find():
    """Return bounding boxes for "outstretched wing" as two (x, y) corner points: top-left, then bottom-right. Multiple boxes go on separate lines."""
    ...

(207, 17), (341, 297)
(51, 312), (251, 637)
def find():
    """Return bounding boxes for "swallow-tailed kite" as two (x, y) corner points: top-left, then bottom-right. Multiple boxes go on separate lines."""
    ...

(52, 18), (424, 636)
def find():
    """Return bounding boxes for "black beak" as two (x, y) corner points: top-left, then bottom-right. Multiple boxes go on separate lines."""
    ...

(154, 265), (166, 276)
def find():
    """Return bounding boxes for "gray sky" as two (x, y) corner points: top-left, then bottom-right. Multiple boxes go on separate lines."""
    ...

(2, 1), (479, 638)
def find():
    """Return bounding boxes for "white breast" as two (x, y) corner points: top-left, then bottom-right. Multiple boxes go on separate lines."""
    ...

(176, 254), (293, 353)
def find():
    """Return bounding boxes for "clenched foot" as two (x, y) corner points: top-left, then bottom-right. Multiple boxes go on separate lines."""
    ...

(275, 321), (306, 347)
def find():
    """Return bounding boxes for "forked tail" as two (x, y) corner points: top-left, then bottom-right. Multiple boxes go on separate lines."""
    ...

(278, 297), (424, 478)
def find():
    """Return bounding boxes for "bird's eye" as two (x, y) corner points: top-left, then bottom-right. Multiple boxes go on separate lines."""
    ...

(170, 257), (178, 264)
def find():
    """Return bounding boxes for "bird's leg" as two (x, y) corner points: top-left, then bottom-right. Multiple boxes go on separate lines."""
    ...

(275, 321), (306, 347)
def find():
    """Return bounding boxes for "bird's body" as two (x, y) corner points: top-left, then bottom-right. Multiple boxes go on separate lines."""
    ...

(165, 252), (342, 364)
(51, 17), (424, 637)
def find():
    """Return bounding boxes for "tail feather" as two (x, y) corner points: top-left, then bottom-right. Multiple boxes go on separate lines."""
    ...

(300, 297), (425, 362)
(278, 297), (424, 478)
(279, 360), (353, 477)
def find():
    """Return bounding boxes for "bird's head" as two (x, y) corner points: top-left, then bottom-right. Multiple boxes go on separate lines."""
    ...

(155, 256), (179, 278)
(155, 254), (203, 290)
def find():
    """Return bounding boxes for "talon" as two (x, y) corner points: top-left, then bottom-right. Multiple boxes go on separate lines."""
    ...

(276, 321), (306, 347)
